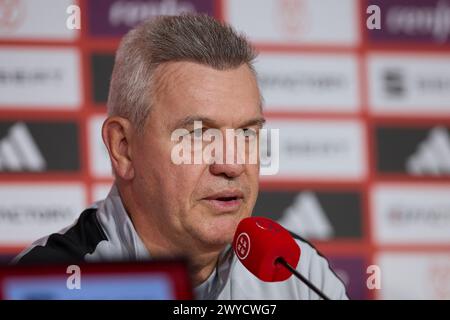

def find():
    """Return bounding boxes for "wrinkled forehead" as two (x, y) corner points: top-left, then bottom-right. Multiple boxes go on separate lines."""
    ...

(149, 61), (263, 131)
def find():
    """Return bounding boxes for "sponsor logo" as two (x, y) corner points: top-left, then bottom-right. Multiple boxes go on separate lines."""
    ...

(255, 54), (359, 112)
(383, 69), (405, 98)
(0, 68), (62, 86)
(388, 205), (450, 226)
(0, 184), (85, 244)
(381, 68), (450, 100)
(376, 125), (450, 176)
(254, 190), (362, 240)
(284, 139), (348, 157)
(0, 0), (25, 31)
(278, 192), (334, 240)
(417, 74), (450, 94)
(0, 48), (81, 108)
(407, 126), (450, 175)
(261, 120), (365, 180)
(274, 0), (309, 38)
(0, 206), (73, 225)
(0, 121), (79, 173)
(88, 0), (215, 37)
(368, 55), (450, 115)
(259, 72), (347, 93)
(377, 253), (450, 299)
(429, 262), (450, 299)
(369, 0), (450, 44)
(235, 233), (251, 260)
(0, 0), (77, 40)
(0, 122), (45, 172)
(226, 0), (358, 45)
(372, 184), (450, 244)
(109, 0), (196, 27)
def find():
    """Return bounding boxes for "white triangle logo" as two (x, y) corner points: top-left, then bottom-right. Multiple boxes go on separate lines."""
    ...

(407, 126), (450, 175)
(278, 191), (334, 240)
(0, 122), (46, 171)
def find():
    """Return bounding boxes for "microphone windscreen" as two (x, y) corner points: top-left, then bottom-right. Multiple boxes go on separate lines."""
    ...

(232, 216), (301, 282)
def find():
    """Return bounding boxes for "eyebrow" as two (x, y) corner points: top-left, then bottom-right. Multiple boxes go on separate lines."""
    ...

(173, 115), (266, 130)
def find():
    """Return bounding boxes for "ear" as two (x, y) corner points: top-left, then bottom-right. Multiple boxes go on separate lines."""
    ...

(102, 116), (135, 180)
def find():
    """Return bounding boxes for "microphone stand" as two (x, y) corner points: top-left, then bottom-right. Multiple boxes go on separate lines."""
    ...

(276, 257), (331, 300)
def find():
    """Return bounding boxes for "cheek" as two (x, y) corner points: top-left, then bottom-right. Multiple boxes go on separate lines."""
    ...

(168, 164), (206, 204)
(133, 142), (172, 194)
(246, 165), (260, 201)
(246, 164), (260, 185)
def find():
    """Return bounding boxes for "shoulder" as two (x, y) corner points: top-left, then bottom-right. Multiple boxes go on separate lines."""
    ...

(13, 208), (107, 265)
(290, 232), (349, 300)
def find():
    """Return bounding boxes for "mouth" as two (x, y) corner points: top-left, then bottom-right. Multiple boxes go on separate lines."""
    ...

(202, 190), (244, 213)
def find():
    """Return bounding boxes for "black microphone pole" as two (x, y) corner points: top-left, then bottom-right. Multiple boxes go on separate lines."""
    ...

(276, 257), (331, 300)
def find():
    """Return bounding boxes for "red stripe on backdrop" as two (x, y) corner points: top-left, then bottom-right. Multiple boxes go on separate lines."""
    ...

(254, 44), (357, 53)
(374, 175), (450, 183)
(259, 180), (364, 190)
(262, 111), (361, 119)
(371, 117), (450, 126)
(366, 44), (450, 53)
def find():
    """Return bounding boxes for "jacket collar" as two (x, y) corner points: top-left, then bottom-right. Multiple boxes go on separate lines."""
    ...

(89, 184), (234, 299)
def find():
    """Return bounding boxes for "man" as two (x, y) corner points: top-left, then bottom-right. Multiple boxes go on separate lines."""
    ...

(14, 14), (348, 300)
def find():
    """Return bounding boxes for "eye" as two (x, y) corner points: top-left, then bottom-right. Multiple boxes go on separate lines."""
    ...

(187, 127), (206, 138)
(240, 128), (257, 139)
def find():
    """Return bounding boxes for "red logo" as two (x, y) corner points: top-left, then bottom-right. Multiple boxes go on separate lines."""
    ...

(275, 0), (309, 38)
(429, 263), (450, 299)
(0, 0), (25, 31)
(235, 232), (251, 260)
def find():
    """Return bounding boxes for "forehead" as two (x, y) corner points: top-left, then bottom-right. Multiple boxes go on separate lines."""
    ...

(151, 61), (262, 128)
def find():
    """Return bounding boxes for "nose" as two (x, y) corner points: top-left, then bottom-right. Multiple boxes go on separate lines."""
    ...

(209, 162), (245, 178)
(208, 130), (248, 178)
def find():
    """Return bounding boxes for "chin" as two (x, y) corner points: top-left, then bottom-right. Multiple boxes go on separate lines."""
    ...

(191, 214), (242, 248)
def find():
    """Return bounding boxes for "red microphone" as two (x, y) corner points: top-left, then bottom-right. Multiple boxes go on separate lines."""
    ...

(233, 216), (331, 300)
(232, 216), (301, 282)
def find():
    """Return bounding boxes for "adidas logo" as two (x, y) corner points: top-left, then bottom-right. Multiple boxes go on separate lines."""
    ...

(0, 122), (46, 172)
(278, 191), (334, 240)
(407, 126), (450, 175)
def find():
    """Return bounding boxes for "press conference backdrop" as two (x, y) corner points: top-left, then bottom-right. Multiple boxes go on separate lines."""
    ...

(0, 0), (449, 300)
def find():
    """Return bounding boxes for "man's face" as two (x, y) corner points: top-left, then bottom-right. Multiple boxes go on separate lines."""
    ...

(131, 61), (263, 251)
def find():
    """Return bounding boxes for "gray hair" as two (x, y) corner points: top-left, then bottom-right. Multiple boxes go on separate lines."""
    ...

(107, 14), (257, 132)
